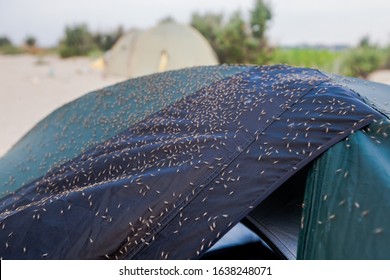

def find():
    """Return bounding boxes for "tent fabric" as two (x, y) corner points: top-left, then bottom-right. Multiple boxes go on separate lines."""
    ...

(104, 29), (141, 77)
(325, 74), (390, 117)
(0, 66), (246, 197)
(105, 22), (219, 78)
(0, 65), (386, 259)
(298, 118), (390, 259)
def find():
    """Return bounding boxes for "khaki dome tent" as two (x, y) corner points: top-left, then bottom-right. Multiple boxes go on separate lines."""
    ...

(105, 22), (219, 78)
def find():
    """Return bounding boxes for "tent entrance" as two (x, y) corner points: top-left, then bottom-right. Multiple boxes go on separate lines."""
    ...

(244, 166), (310, 260)
(202, 166), (309, 260)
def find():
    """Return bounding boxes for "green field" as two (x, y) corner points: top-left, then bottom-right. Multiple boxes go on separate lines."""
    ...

(270, 48), (343, 73)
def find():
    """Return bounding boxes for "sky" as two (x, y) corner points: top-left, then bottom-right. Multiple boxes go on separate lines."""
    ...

(0, 0), (389, 47)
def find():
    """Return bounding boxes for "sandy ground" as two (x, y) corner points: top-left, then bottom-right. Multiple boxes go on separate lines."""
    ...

(0, 54), (126, 157)
(367, 69), (390, 85)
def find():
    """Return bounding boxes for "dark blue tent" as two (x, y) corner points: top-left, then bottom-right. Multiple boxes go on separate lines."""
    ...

(0, 65), (389, 259)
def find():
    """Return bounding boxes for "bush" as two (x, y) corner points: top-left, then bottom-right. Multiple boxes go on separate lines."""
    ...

(59, 24), (96, 58)
(92, 26), (123, 52)
(0, 45), (23, 55)
(0, 36), (23, 55)
(381, 47), (390, 69)
(191, 0), (272, 65)
(25, 36), (36, 47)
(340, 47), (383, 78)
(0, 36), (12, 47)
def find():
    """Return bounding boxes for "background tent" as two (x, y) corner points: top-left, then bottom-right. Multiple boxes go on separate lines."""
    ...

(104, 22), (219, 78)
(103, 29), (141, 77)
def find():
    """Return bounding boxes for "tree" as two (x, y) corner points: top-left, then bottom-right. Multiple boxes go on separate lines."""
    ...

(250, 0), (272, 43)
(93, 26), (124, 52)
(216, 11), (248, 63)
(340, 36), (382, 78)
(0, 36), (12, 47)
(59, 24), (96, 58)
(25, 36), (36, 48)
(190, 0), (272, 65)
(383, 41), (390, 69)
(0, 36), (22, 55)
(358, 36), (371, 48)
(191, 12), (224, 60)
(249, 0), (273, 64)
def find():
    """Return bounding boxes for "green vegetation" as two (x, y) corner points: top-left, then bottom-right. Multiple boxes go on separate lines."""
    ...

(24, 36), (36, 48)
(58, 24), (96, 58)
(92, 26), (123, 52)
(383, 46), (390, 69)
(189, 0), (390, 77)
(190, 12), (223, 60)
(0, 36), (23, 55)
(0, 37), (12, 46)
(338, 37), (385, 78)
(340, 47), (383, 78)
(270, 48), (343, 73)
(58, 24), (123, 58)
(269, 45), (390, 78)
(191, 0), (272, 64)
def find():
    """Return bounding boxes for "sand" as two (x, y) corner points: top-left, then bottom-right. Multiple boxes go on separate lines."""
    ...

(367, 69), (390, 85)
(0, 54), (126, 157)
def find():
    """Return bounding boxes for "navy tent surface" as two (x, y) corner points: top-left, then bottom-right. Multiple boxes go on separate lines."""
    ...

(0, 65), (389, 259)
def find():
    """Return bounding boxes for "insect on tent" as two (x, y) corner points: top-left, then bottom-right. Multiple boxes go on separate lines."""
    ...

(0, 65), (389, 259)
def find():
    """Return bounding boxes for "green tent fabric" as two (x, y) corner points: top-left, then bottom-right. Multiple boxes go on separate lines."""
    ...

(298, 118), (390, 259)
